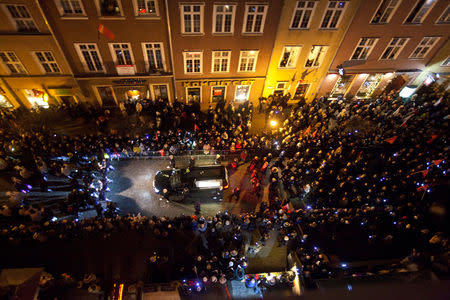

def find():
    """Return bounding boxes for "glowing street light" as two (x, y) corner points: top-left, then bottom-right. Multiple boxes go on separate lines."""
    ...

(269, 120), (278, 127)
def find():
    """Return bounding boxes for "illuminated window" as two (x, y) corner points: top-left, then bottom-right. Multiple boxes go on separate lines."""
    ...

(213, 5), (236, 34)
(351, 38), (379, 60)
(34, 51), (61, 73)
(74, 43), (105, 73)
(405, 0), (437, 24)
(371, 0), (401, 24)
(274, 82), (288, 96)
(134, 0), (158, 17)
(181, 4), (203, 34)
(97, 0), (123, 16)
(235, 85), (251, 101)
(380, 37), (409, 60)
(212, 51), (230, 73)
(0, 51), (27, 74)
(243, 4), (268, 34)
(142, 42), (165, 72)
(305, 46), (328, 67)
(320, 1), (347, 29)
(409, 37), (440, 59)
(183, 52), (202, 74)
(238, 51), (258, 72)
(279, 46), (301, 68)
(290, 1), (317, 29)
(4, 4), (38, 32)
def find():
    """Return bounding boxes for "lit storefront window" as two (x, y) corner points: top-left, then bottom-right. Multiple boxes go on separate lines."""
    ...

(329, 75), (354, 99)
(235, 85), (250, 102)
(187, 87), (201, 104)
(126, 89), (141, 100)
(24, 89), (49, 108)
(356, 74), (383, 98)
(0, 94), (13, 108)
(211, 86), (225, 102)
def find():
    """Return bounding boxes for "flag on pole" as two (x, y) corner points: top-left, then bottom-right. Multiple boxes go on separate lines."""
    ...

(433, 159), (444, 166)
(412, 169), (429, 178)
(417, 185), (428, 192)
(384, 136), (398, 144)
(303, 125), (311, 136)
(194, 124), (199, 131)
(312, 129), (318, 138)
(98, 24), (114, 40)
(427, 135), (438, 144)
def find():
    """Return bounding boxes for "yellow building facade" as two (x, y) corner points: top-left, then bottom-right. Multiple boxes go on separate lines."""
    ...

(263, 0), (361, 102)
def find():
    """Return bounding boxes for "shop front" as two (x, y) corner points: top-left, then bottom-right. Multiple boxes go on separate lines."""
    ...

(79, 77), (173, 108)
(177, 78), (264, 109)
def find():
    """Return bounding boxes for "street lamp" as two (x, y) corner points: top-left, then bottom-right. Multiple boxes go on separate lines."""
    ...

(270, 120), (278, 127)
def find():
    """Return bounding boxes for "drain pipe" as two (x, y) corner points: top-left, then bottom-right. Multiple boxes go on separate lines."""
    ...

(165, 0), (177, 101)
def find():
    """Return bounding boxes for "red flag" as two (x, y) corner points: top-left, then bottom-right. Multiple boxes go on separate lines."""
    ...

(98, 24), (114, 40)
(194, 124), (199, 131)
(312, 129), (318, 138)
(155, 132), (158, 141)
(158, 149), (165, 157)
(412, 169), (429, 177)
(417, 185), (428, 192)
(384, 136), (398, 144)
(282, 204), (289, 210)
(303, 126), (311, 136)
(427, 135), (438, 144)
(138, 8), (146, 14)
(433, 159), (444, 166)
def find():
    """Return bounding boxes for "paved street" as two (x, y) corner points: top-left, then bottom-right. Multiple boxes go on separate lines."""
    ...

(109, 156), (266, 217)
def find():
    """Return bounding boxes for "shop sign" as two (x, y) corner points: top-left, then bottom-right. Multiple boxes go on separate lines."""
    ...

(52, 88), (72, 96)
(181, 79), (255, 87)
(112, 79), (147, 85)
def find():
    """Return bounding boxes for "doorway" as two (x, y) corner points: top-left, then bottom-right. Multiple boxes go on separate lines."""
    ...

(97, 86), (117, 107)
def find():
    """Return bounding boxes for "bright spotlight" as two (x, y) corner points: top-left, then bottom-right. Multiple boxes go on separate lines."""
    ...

(270, 120), (278, 127)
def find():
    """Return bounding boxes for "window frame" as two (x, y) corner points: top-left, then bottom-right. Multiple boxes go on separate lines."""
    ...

(186, 86), (202, 103)
(132, 0), (160, 18)
(234, 85), (251, 102)
(0, 51), (28, 75)
(108, 43), (136, 74)
(350, 37), (379, 60)
(94, 0), (125, 18)
(183, 51), (203, 74)
(289, 1), (317, 30)
(210, 86), (227, 103)
(180, 3), (204, 34)
(409, 36), (440, 60)
(441, 56), (450, 67)
(33, 51), (61, 74)
(212, 4), (236, 34)
(278, 46), (302, 69)
(211, 50), (231, 73)
(2, 4), (39, 32)
(436, 4), (450, 24)
(379, 37), (409, 60)
(304, 45), (329, 68)
(242, 4), (268, 34)
(54, 0), (87, 18)
(237, 50), (259, 73)
(141, 42), (166, 73)
(74, 43), (106, 73)
(370, 0), (402, 24)
(404, 0), (437, 24)
(319, 0), (348, 29)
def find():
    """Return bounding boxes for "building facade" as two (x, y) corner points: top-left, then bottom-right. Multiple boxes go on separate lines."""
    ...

(0, 0), (80, 109)
(318, 0), (450, 99)
(166, 0), (283, 109)
(263, 0), (361, 103)
(37, 0), (174, 108)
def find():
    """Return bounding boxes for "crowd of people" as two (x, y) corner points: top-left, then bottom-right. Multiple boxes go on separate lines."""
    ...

(0, 80), (449, 296)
